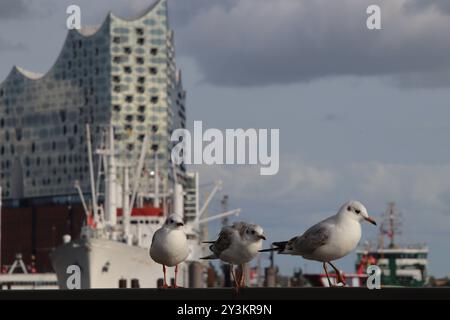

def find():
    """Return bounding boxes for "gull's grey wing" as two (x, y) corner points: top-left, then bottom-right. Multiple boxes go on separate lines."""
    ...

(231, 221), (248, 240)
(292, 222), (331, 255)
(150, 227), (162, 246)
(209, 226), (235, 257)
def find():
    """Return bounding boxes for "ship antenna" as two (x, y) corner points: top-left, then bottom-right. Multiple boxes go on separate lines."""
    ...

(380, 202), (402, 249)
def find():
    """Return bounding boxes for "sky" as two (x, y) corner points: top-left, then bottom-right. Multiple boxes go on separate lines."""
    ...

(1, 0), (450, 278)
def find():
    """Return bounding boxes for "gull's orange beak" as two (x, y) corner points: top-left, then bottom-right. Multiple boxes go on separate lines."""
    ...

(364, 216), (377, 226)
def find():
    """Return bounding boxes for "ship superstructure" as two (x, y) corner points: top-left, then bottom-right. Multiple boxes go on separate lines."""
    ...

(49, 124), (240, 288)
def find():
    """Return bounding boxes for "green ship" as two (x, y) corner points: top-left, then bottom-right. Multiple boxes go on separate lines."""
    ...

(355, 202), (428, 287)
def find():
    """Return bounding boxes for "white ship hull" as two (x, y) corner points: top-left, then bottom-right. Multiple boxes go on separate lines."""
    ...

(50, 238), (188, 289)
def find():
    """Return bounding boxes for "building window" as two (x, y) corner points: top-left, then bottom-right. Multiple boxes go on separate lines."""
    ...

(113, 75), (121, 83)
(124, 47), (132, 54)
(149, 67), (158, 75)
(136, 28), (144, 35)
(136, 57), (144, 65)
(137, 77), (145, 84)
(137, 38), (145, 45)
(125, 95), (133, 103)
(150, 48), (158, 56)
(124, 66), (132, 74)
(150, 96), (158, 104)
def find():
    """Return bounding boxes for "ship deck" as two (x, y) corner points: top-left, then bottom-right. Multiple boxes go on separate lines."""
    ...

(0, 287), (449, 300)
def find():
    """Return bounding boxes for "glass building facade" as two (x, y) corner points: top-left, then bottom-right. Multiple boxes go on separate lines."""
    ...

(0, 0), (186, 200)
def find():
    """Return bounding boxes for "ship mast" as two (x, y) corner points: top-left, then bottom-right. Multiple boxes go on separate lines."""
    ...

(104, 126), (117, 226)
(380, 202), (402, 249)
(0, 186), (2, 270)
(86, 124), (98, 223)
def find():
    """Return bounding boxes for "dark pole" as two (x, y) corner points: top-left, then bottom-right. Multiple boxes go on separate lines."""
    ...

(221, 195), (231, 287)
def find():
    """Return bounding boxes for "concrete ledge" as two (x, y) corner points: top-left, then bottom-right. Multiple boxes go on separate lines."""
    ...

(0, 287), (449, 300)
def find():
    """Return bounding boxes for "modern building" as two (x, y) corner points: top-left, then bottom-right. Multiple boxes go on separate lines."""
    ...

(0, 0), (186, 203)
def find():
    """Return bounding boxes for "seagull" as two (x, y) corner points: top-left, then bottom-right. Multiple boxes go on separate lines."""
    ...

(260, 201), (376, 286)
(149, 213), (189, 288)
(202, 221), (266, 288)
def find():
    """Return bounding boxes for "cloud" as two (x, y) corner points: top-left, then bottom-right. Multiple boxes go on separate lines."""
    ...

(174, 0), (450, 88)
(195, 156), (450, 223)
(0, 37), (27, 51)
(405, 0), (450, 15)
(0, 0), (30, 19)
(322, 113), (340, 122)
(168, 0), (239, 28)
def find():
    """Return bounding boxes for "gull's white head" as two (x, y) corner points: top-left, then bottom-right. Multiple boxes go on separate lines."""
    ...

(164, 213), (184, 230)
(338, 200), (376, 226)
(243, 224), (266, 242)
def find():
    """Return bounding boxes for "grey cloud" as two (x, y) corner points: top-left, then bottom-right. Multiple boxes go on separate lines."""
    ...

(168, 0), (238, 28)
(391, 69), (450, 89)
(0, 0), (55, 20)
(174, 0), (450, 87)
(0, 0), (29, 19)
(322, 113), (340, 122)
(405, 0), (450, 15)
(196, 157), (450, 220)
(0, 37), (27, 51)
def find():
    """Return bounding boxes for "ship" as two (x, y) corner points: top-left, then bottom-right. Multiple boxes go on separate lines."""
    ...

(354, 202), (428, 287)
(49, 125), (239, 289)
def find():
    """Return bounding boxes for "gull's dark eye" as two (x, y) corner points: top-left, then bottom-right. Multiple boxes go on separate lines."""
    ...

(347, 206), (352, 211)
(170, 219), (173, 223)
(251, 230), (256, 234)
(355, 209), (361, 214)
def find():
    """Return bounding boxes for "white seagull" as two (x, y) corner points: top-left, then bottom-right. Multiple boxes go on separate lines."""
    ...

(260, 201), (376, 286)
(202, 221), (266, 288)
(149, 213), (189, 288)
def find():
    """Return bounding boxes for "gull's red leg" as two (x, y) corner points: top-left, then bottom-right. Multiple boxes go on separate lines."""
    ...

(230, 265), (239, 293)
(173, 264), (179, 288)
(162, 265), (168, 288)
(239, 264), (246, 287)
(323, 262), (333, 287)
(328, 261), (345, 286)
